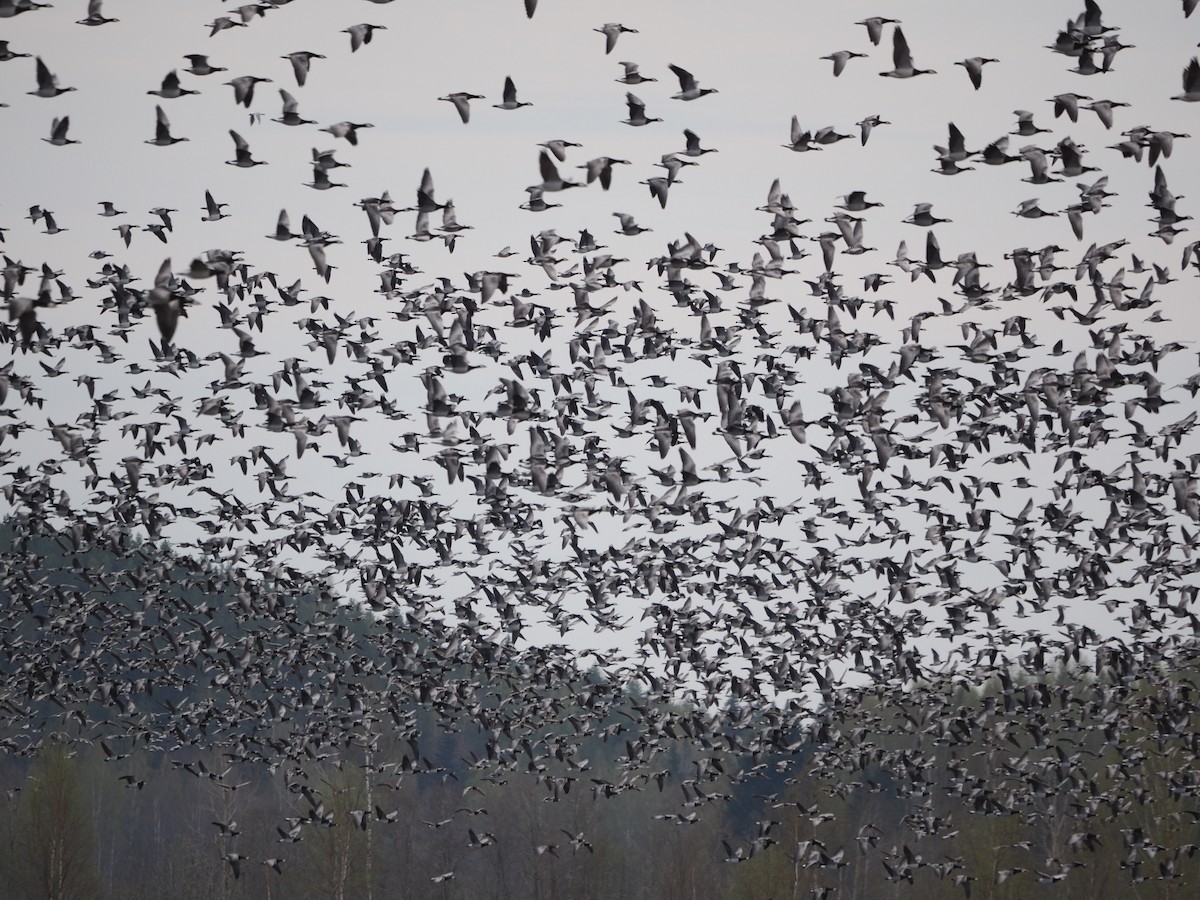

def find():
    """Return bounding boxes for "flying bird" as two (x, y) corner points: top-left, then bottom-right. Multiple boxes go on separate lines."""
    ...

(201, 190), (229, 222)
(148, 70), (198, 99)
(146, 106), (188, 146)
(493, 76), (532, 110)
(182, 54), (225, 76)
(956, 57), (998, 90)
(281, 50), (323, 86)
(226, 130), (266, 167)
(821, 50), (868, 76)
(343, 23), (386, 52)
(274, 89), (315, 126)
(880, 28), (935, 77)
(623, 92), (661, 125)
(42, 116), (78, 146)
(857, 114), (890, 145)
(532, 151), (582, 192)
(668, 64), (717, 100)
(578, 156), (630, 190)
(595, 23), (637, 54)
(225, 75), (272, 108)
(320, 121), (373, 145)
(440, 92), (484, 123)
(77, 0), (117, 26)
(784, 116), (819, 152)
(29, 57), (76, 97)
(857, 16), (900, 45)
(615, 61), (655, 84)
(1174, 57), (1200, 101)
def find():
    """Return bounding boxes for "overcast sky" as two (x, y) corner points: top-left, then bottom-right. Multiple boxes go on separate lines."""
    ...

(2, 0), (1199, 669)
(3, 2), (1196, 278)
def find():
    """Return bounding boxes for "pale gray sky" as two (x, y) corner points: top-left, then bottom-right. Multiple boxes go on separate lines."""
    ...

(2, 0), (1199, 675)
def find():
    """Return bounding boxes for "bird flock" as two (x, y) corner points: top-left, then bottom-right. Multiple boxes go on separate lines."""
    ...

(2, 0), (1200, 892)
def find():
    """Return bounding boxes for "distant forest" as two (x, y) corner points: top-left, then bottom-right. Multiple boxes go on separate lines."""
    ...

(0, 523), (1196, 899)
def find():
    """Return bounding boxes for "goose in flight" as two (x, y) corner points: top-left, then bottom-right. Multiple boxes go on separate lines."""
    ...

(493, 76), (532, 110)
(932, 157), (973, 175)
(904, 202), (951, 226)
(622, 92), (661, 125)
(681, 129), (717, 157)
(669, 64), (717, 100)
(538, 139), (581, 161)
(595, 23), (637, 54)
(306, 167), (346, 191)
(613, 212), (650, 235)
(836, 191), (882, 212)
(1174, 57), (1200, 101)
(1074, 0), (1113, 37)
(77, 0), (117, 26)
(282, 51), (323, 87)
(821, 50), (867, 77)
(40, 210), (66, 234)
(956, 57), (998, 90)
(979, 136), (1019, 165)
(145, 106), (188, 146)
(656, 152), (696, 183)
(148, 71), (198, 99)
(440, 92), (484, 123)
(274, 89), (315, 126)
(207, 17), (246, 37)
(407, 167), (445, 213)
(783, 117), (819, 152)
(814, 126), (852, 145)
(201, 191), (229, 222)
(936, 122), (975, 161)
(344, 24), (386, 52)
(226, 130), (266, 167)
(1011, 110), (1050, 136)
(520, 188), (560, 212)
(857, 114), (890, 145)
(1050, 92), (1091, 122)
(225, 75), (272, 108)
(182, 54), (225, 76)
(1020, 146), (1062, 184)
(641, 176), (672, 208)
(43, 117), (78, 146)
(880, 28), (935, 77)
(146, 258), (182, 347)
(320, 121), (373, 145)
(577, 156), (629, 189)
(532, 151), (582, 192)
(29, 58), (76, 97)
(1014, 198), (1059, 219)
(437, 199), (471, 236)
(0, 40), (30, 60)
(615, 61), (655, 84)
(857, 17), (900, 45)
(1084, 98), (1129, 129)
(0, 2), (51, 19)
(266, 209), (298, 241)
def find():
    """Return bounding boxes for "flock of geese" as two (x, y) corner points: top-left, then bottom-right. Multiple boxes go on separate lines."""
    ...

(2, 0), (1200, 892)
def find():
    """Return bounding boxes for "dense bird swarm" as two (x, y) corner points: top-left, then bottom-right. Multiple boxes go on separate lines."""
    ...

(1, 0), (1200, 895)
